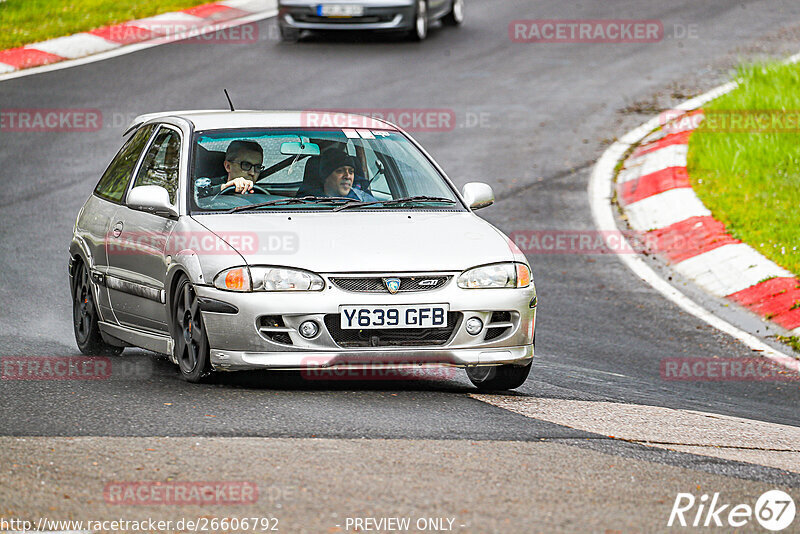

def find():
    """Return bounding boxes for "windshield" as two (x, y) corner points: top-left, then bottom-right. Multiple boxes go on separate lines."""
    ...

(189, 128), (463, 212)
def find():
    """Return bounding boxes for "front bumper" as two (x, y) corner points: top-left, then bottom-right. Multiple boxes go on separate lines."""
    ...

(195, 275), (536, 371)
(279, 5), (415, 32)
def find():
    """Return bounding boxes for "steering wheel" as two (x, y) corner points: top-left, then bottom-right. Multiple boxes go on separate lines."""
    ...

(220, 184), (270, 195)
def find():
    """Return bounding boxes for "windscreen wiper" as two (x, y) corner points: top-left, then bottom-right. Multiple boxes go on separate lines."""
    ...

(227, 196), (359, 213)
(332, 196), (457, 212)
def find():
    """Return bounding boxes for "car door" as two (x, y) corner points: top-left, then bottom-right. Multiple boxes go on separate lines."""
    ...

(105, 125), (182, 333)
(79, 124), (156, 322)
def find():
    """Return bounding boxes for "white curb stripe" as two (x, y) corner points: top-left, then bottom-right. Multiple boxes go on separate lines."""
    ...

(674, 244), (794, 298)
(127, 12), (206, 30)
(220, 0), (275, 9)
(588, 86), (800, 373)
(625, 189), (711, 231)
(0, 7), (278, 82)
(618, 144), (687, 184)
(28, 33), (120, 59)
(792, 327), (800, 337)
(0, 62), (15, 74)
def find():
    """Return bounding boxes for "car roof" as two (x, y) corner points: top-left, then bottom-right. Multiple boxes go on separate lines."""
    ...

(129, 110), (400, 132)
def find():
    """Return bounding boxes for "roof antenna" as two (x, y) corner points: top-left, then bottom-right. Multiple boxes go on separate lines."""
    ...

(224, 89), (235, 111)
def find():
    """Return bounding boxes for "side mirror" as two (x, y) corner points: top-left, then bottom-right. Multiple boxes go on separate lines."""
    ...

(462, 182), (494, 210)
(127, 185), (178, 217)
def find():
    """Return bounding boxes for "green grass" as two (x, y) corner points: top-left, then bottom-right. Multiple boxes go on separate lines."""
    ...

(776, 335), (800, 353)
(687, 62), (800, 276)
(0, 0), (211, 49)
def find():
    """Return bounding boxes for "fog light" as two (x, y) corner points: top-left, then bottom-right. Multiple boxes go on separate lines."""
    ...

(299, 320), (319, 339)
(465, 317), (483, 336)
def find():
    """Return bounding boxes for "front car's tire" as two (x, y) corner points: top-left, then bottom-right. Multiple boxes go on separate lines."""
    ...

(466, 361), (531, 391)
(442, 0), (464, 26)
(407, 0), (428, 41)
(72, 260), (123, 356)
(172, 276), (213, 383)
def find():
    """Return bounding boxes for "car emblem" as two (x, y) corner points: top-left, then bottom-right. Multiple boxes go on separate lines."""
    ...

(384, 278), (401, 294)
(419, 279), (439, 286)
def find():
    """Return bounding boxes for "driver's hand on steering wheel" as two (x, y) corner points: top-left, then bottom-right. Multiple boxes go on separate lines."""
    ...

(222, 177), (254, 194)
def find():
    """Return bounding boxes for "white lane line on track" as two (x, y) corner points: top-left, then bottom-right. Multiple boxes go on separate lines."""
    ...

(587, 76), (800, 373)
(472, 395), (800, 473)
(0, 6), (278, 83)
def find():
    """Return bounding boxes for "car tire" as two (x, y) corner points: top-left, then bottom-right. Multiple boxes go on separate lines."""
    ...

(171, 275), (213, 383)
(407, 0), (428, 41)
(442, 0), (464, 26)
(466, 361), (531, 391)
(279, 23), (300, 42)
(72, 260), (123, 356)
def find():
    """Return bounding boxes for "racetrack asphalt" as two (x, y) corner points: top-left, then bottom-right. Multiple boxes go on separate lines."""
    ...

(2, 0), (800, 530)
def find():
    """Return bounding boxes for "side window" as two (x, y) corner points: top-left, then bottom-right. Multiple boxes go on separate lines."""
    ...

(132, 127), (181, 204)
(94, 125), (155, 203)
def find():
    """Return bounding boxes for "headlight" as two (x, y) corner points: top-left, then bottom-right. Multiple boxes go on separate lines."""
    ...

(457, 262), (531, 289)
(214, 266), (324, 292)
(253, 267), (324, 291)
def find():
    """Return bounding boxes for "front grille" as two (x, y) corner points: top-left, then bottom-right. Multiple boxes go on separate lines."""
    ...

(324, 313), (462, 347)
(258, 315), (293, 345)
(330, 276), (451, 294)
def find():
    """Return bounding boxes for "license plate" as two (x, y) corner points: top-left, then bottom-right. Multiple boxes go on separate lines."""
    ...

(340, 305), (449, 329)
(318, 4), (364, 17)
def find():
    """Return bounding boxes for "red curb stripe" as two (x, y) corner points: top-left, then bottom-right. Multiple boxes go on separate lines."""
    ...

(728, 277), (800, 330)
(183, 3), (250, 20)
(89, 23), (156, 45)
(632, 130), (691, 158)
(644, 216), (740, 263)
(617, 166), (690, 205)
(0, 47), (64, 69)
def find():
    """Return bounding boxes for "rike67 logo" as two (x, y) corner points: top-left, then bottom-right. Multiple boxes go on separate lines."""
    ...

(668, 490), (795, 531)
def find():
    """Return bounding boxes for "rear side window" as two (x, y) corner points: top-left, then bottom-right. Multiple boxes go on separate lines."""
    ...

(94, 124), (155, 202)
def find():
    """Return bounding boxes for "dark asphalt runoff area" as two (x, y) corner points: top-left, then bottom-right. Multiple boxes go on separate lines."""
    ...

(1, 0), (800, 531)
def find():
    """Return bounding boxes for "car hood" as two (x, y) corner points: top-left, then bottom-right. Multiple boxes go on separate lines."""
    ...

(191, 211), (515, 273)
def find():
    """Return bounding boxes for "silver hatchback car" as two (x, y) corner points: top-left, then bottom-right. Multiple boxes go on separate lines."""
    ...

(69, 111), (536, 390)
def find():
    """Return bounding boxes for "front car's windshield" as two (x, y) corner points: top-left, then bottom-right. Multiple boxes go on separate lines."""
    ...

(189, 128), (463, 212)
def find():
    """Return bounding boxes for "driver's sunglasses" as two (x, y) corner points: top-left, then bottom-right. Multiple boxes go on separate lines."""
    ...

(236, 160), (265, 173)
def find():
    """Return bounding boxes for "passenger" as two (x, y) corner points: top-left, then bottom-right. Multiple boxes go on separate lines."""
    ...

(197, 140), (263, 197)
(317, 149), (377, 201)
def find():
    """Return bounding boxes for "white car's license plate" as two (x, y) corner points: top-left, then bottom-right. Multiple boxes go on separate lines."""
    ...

(340, 305), (449, 329)
(318, 4), (364, 17)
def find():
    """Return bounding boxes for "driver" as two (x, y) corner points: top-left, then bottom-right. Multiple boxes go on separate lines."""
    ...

(197, 140), (263, 198)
